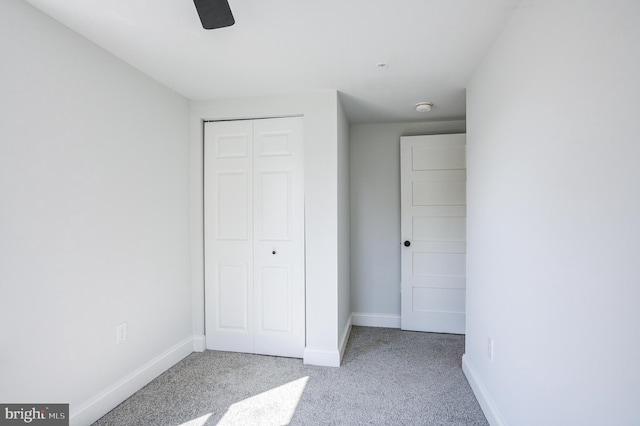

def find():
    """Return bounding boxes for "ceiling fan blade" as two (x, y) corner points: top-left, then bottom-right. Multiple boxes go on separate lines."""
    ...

(193, 0), (235, 30)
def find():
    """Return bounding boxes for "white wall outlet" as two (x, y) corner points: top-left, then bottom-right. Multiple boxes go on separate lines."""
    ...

(488, 338), (494, 361)
(116, 322), (128, 345)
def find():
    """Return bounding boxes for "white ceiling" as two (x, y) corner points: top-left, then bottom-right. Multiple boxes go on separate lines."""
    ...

(23, 0), (519, 123)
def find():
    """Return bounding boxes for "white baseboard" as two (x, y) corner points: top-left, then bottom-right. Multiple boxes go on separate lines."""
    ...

(303, 347), (341, 367)
(304, 315), (352, 367)
(193, 335), (206, 352)
(461, 354), (506, 426)
(70, 337), (194, 426)
(338, 314), (353, 363)
(352, 312), (401, 328)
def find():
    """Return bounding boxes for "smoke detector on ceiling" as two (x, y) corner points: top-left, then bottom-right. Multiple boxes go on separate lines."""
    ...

(415, 102), (433, 112)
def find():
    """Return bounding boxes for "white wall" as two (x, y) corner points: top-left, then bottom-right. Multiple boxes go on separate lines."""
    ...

(0, 1), (192, 424)
(350, 121), (466, 327)
(337, 95), (351, 357)
(463, 1), (640, 425)
(190, 91), (345, 366)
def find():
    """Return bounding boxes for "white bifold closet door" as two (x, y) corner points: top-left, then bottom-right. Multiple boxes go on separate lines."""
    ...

(204, 117), (304, 358)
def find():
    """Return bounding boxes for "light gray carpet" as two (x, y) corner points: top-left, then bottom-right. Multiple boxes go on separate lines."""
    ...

(93, 326), (488, 425)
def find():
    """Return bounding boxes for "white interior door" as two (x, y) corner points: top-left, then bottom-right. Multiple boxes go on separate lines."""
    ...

(204, 117), (305, 358)
(400, 134), (466, 334)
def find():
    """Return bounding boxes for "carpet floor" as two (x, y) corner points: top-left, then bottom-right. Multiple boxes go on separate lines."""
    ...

(93, 326), (488, 425)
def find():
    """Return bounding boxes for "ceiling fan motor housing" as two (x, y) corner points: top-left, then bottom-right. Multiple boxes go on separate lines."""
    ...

(193, 0), (235, 30)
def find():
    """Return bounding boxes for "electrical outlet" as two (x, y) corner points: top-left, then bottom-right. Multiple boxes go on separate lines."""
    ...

(488, 338), (494, 361)
(116, 322), (128, 345)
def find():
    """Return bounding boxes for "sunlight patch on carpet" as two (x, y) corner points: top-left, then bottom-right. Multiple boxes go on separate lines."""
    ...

(217, 376), (309, 425)
(179, 412), (213, 426)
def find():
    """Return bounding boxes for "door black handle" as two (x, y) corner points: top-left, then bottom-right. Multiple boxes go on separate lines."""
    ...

(404, 241), (411, 247)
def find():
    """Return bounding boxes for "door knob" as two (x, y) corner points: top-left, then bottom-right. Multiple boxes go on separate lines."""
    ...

(404, 241), (411, 247)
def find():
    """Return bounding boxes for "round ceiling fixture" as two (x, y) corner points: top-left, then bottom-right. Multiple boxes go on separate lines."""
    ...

(415, 102), (433, 112)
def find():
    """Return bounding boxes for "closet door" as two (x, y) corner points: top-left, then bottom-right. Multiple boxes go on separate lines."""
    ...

(204, 117), (305, 358)
(204, 120), (255, 353)
(253, 117), (305, 357)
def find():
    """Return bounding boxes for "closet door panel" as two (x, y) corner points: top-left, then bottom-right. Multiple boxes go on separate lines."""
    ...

(253, 117), (305, 358)
(256, 170), (291, 240)
(204, 120), (254, 353)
